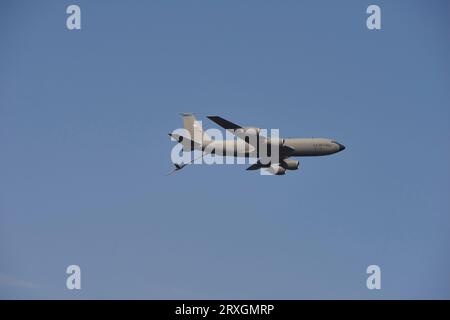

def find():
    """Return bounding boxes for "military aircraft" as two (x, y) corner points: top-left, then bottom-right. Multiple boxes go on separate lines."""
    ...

(169, 114), (345, 175)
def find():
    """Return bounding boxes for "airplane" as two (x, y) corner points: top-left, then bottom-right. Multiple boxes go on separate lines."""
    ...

(168, 113), (345, 175)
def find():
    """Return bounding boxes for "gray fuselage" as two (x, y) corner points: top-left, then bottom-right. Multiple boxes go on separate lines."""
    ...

(202, 137), (345, 159)
(284, 138), (346, 157)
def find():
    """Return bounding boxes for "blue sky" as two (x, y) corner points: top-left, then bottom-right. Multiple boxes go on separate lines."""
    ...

(1, 0), (449, 299)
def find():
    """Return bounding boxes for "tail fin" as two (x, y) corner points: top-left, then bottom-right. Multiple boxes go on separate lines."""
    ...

(181, 113), (211, 145)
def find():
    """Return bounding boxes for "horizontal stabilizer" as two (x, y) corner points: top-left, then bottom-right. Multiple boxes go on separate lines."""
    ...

(169, 133), (202, 152)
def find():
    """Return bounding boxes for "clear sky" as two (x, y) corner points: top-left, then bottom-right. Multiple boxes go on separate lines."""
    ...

(1, 0), (449, 299)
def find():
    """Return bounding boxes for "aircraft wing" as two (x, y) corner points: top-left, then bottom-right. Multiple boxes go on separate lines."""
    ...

(207, 116), (266, 147)
(246, 163), (264, 170)
(207, 116), (241, 131)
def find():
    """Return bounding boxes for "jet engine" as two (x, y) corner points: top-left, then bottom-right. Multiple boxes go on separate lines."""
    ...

(235, 127), (261, 137)
(281, 159), (300, 170)
(268, 164), (286, 175)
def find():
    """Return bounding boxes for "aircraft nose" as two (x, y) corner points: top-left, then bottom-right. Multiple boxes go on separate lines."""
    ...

(336, 142), (346, 151)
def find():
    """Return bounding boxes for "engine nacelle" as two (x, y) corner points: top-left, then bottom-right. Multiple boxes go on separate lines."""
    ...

(281, 159), (300, 170)
(267, 164), (286, 175)
(235, 127), (261, 136)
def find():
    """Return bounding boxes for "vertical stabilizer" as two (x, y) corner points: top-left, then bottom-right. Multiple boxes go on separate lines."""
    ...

(181, 113), (210, 145)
